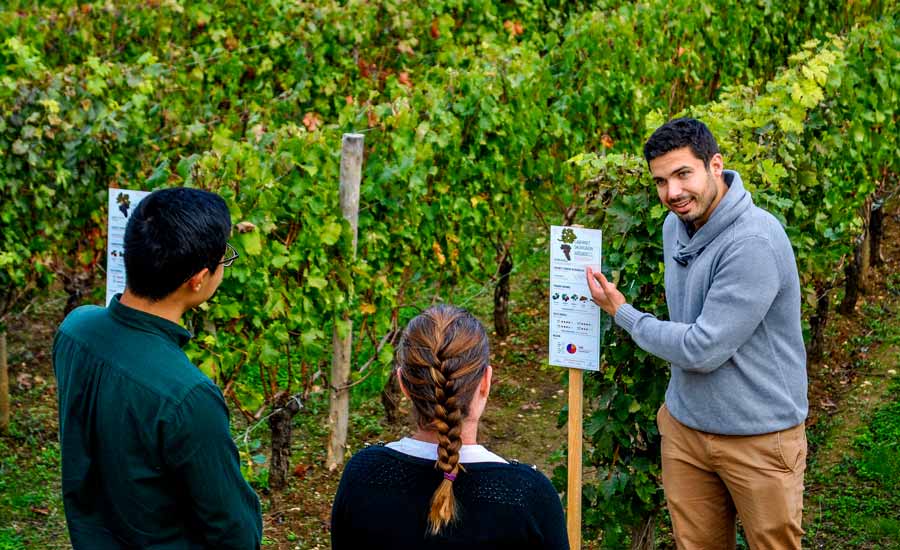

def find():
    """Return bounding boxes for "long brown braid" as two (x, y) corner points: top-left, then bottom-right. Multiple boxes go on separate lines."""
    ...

(396, 304), (490, 535)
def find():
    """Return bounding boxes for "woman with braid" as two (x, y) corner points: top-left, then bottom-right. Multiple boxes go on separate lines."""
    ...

(331, 305), (568, 549)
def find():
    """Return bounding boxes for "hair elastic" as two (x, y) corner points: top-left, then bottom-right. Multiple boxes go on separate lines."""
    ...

(443, 472), (457, 482)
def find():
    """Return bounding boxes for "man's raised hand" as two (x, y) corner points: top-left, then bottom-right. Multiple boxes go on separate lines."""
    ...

(585, 267), (626, 317)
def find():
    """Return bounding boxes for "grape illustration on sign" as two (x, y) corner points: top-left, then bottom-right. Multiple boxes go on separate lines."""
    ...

(560, 227), (577, 260)
(116, 192), (132, 218)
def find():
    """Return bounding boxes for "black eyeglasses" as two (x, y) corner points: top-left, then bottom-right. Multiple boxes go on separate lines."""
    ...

(220, 242), (239, 267)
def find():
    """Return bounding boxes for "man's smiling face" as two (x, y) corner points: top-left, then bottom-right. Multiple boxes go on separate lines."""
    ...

(650, 146), (726, 229)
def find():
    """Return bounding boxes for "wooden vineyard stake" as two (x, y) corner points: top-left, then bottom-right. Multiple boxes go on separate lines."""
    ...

(326, 133), (364, 471)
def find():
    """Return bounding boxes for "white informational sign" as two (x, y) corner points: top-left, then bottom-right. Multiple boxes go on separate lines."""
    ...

(548, 225), (602, 371)
(106, 188), (151, 306)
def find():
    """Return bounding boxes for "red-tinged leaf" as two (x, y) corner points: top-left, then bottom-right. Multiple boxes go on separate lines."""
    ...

(302, 112), (321, 132)
(367, 109), (379, 128)
(293, 463), (313, 479)
(503, 20), (524, 36)
(31, 506), (51, 516)
(430, 19), (440, 39)
(398, 72), (413, 88)
(357, 58), (370, 78)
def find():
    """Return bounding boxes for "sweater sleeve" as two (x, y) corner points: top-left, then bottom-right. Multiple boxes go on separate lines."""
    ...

(614, 236), (780, 373)
(163, 382), (263, 549)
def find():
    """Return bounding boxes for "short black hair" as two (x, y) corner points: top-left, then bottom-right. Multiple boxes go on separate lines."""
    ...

(643, 117), (720, 167)
(123, 187), (231, 301)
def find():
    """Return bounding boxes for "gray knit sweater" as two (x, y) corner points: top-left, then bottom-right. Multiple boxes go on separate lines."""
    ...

(615, 170), (808, 435)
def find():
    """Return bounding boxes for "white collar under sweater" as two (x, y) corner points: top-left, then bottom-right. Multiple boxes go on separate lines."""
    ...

(386, 437), (508, 464)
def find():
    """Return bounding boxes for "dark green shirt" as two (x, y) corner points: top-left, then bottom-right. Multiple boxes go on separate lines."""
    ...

(53, 295), (262, 549)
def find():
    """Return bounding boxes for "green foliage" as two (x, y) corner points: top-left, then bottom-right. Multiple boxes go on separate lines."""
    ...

(1, 1), (896, 544)
(0, 34), (162, 324)
(806, 377), (900, 548)
(1, 0), (585, 413)
(853, 380), (900, 489)
(0, 408), (67, 548)
(180, 125), (350, 411)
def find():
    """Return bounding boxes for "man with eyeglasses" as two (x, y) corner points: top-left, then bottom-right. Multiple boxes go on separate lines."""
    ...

(53, 187), (261, 549)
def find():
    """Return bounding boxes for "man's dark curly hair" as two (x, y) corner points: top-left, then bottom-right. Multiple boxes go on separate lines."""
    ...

(643, 117), (720, 168)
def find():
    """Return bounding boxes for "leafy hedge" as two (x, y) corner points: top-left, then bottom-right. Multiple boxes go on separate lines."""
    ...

(0, 1), (895, 543)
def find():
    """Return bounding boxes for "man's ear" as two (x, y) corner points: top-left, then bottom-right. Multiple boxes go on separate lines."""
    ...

(709, 153), (724, 178)
(396, 368), (411, 400)
(185, 267), (210, 293)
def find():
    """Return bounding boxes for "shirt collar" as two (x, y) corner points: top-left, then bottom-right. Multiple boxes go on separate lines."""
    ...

(108, 294), (193, 348)
(386, 437), (508, 464)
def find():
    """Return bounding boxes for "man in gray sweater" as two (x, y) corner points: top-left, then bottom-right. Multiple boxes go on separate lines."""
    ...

(586, 118), (808, 549)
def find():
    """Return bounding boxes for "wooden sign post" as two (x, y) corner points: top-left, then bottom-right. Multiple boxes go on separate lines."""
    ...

(548, 224), (601, 550)
(567, 368), (583, 550)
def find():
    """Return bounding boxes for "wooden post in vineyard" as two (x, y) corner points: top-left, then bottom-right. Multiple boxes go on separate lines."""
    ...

(0, 330), (8, 434)
(326, 133), (364, 471)
(568, 367), (583, 550)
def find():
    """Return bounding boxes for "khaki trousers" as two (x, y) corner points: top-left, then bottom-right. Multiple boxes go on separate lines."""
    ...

(657, 404), (806, 550)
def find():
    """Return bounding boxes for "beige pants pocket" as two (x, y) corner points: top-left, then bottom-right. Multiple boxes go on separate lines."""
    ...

(775, 423), (807, 473)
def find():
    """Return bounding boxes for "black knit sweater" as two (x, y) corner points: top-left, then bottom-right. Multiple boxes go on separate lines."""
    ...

(331, 445), (569, 550)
